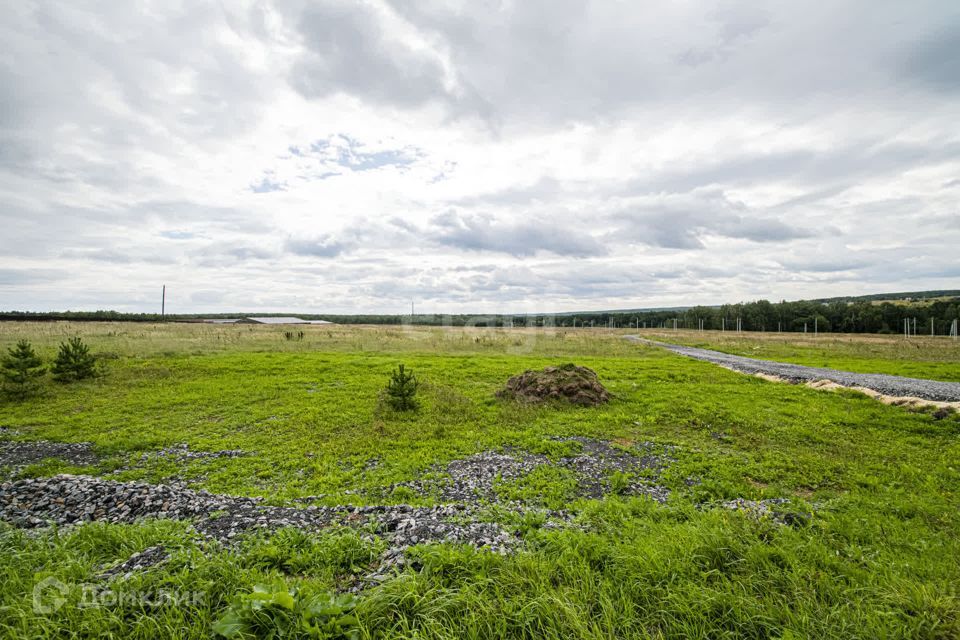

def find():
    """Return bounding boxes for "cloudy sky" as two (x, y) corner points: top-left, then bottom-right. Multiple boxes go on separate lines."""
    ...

(1, 1), (958, 314)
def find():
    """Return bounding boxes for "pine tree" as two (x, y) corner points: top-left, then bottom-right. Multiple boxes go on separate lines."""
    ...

(1, 340), (45, 397)
(52, 337), (96, 382)
(386, 364), (419, 411)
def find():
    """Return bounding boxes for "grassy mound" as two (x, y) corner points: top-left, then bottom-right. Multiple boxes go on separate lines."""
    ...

(496, 363), (610, 406)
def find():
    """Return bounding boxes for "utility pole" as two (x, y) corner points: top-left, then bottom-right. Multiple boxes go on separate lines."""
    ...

(161, 285), (165, 318)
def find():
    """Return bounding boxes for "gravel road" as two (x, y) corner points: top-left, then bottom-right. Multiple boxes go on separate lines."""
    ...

(627, 336), (960, 402)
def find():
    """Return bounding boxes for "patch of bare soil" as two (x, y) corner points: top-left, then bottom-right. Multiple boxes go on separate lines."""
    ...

(809, 379), (960, 414)
(758, 373), (960, 413)
(496, 363), (611, 406)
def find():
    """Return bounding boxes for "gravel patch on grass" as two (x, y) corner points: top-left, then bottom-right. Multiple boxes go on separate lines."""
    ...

(388, 437), (672, 503)
(629, 336), (960, 402)
(0, 438), (675, 578)
(717, 498), (812, 527)
(138, 443), (248, 463)
(0, 440), (100, 470)
(99, 545), (171, 579)
(559, 437), (671, 500)
(0, 475), (523, 572)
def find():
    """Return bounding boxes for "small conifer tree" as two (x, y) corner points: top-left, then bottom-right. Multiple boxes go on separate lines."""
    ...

(1, 340), (45, 397)
(386, 364), (419, 411)
(52, 337), (96, 382)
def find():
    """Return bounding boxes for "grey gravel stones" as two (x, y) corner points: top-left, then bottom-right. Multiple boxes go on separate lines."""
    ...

(388, 437), (672, 504)
(0, 475), (521, 561)
(100, 545), (170, 579)
(629, 336), (960, 402)
(138, 443), (247, 463)
(0, 440), (100, 470)
(556, 437), (671, 500)
(718, 498), (810, 526)
(0, 437), (677, 578)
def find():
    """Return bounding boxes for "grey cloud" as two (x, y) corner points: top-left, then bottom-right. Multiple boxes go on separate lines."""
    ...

(722, 217), (816, 243)
(251, 177), (287, 193)
(0, 268), (67, 286)
(188, 242), (278, 268)
(611, 192), (815, 249)
(382, 1), (954, 127)
(900, 22), (960, 92)
(160, 230), (200, 240)
(454, 177), (563, 207)
(1, 3), (277, 174)
(429, 211), (607, 258)
(678, 3), (770, 67)
(285, 235), (351, 258)
(291, 135), (423, 173)
(224, 247), (276, 261)
(633, 140), (960, 196)
(777, 257), (876, 273)
(2, 1), (959, 313)
(134, 201), (273, 235)
(59, 249), (176, 265)
(190, 290), (226, 305)
(289, 1), (457, 110)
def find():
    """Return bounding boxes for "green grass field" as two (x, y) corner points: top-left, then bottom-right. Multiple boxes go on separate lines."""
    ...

(1, 322), (958, 638)
(640, 329), (960, 382)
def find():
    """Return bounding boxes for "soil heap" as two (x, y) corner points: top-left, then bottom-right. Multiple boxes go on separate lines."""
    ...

(496, 363), (610, 406)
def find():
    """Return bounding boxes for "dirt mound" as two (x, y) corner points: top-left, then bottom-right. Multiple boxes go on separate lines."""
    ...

(496, 364), (611, 406)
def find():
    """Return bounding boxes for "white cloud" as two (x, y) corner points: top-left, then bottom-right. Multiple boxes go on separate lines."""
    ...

(1, 0), (959, 313)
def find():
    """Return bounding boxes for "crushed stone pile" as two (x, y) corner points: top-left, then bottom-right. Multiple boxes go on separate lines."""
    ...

(497, 363), (611, 406)
(0, 475), (529, 567)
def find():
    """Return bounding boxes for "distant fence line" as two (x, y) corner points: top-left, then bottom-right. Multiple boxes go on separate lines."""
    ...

(1, 297), (959, 335)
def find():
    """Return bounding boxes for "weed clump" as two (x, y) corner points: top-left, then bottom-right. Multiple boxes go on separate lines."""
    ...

(213, 583), (359, 639)
(496, 363), (610, 406)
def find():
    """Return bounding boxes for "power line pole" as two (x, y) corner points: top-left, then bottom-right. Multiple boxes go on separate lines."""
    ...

(161, 285), (165, 318)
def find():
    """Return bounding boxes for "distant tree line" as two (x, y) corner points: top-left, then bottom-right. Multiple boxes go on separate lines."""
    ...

(566, 297), (960, 334)
(1, 293), (958, 334)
